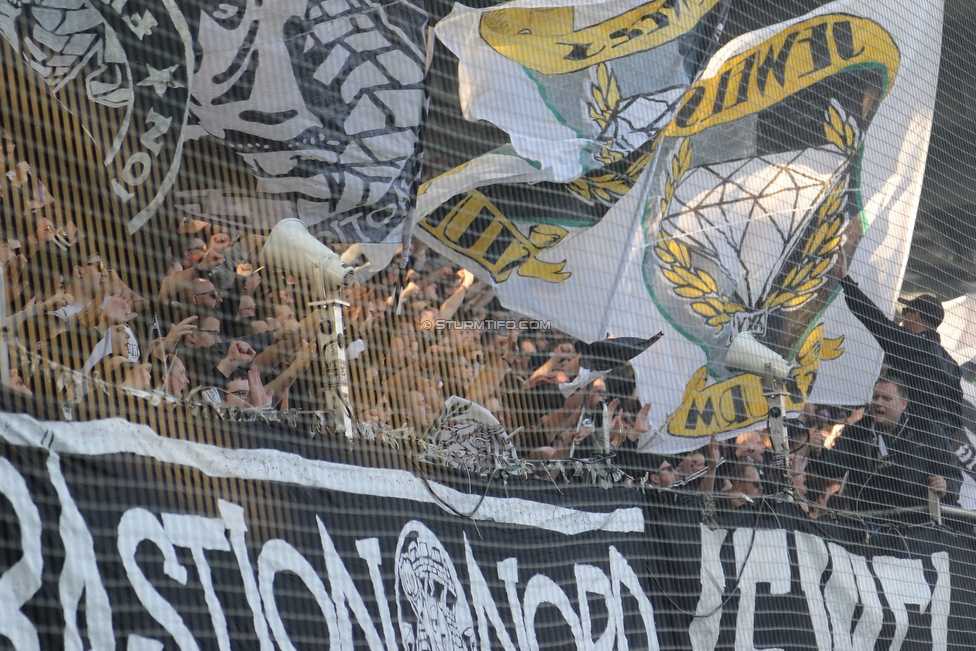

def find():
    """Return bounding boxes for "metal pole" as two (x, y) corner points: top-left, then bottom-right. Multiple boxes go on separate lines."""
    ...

(840, 498), (976, 524)
(762, 365), (791, 496)
(0, 262), (9, 391)
(309, 276), (353, 439)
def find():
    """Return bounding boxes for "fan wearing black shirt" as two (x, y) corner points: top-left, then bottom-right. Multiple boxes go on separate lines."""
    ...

(823, 376), (962, 518)
(834, 248), (963, 439)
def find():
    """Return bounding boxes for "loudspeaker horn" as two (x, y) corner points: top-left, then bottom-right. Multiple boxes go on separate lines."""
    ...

(261, 219), (354, 289)
(726, 332), (795, 381)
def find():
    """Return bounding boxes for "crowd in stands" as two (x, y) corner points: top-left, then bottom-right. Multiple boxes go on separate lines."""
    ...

(0, 125), (970, 531)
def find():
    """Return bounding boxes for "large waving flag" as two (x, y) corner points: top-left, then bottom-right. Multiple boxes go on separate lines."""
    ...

(422, 0), (944, 454)
(1, 0), (427, 242)
(940, 293), (976, 364)
(0, 0), (194, 232)
(183, 0), (428, 242)
(416, 0), (727, 303)
(617, 0), (943, 452)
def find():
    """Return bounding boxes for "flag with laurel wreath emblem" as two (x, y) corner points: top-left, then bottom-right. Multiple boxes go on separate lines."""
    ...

(427, 0), (942, 454)
(415, 0), (728, 315)
(612, 0), (944, 452)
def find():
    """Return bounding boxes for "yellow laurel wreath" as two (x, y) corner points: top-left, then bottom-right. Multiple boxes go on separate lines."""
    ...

(588, 63), (624, 167)
(588, 63), (619, 131)
(567, 173), (631, 204)
(761, 103), (861, 312)
(824, 100), (861, 153)
(654, 139), (746, 332)
(626, 151), (653, 179)
(572, 63), (680, 203)
(567, 139), (657, 205)
(761, 183), (844, 312)
(792, 328), (846, 394)
(659, 137), (692, 215)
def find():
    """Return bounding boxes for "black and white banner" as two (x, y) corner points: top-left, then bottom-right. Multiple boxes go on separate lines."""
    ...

(179, 0), (428, 243)
(1, 413), (975, 651)
(0, 0), (426, 241)
(0, 0), (194, 233)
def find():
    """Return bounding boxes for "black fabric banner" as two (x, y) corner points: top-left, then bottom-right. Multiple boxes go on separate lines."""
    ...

(0, 413), (975, 651)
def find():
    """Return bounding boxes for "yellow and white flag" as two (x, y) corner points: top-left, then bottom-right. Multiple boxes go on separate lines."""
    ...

(419, 0), (942, 454)
(416, 0), (727, 326)
(612, 0), (943, 452)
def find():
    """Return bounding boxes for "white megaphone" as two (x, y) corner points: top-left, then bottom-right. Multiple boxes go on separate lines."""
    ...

(725, 332), (795, 381)
(261, 219), (354, 294)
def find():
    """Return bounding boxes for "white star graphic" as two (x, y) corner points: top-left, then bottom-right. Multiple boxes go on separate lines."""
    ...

(137, 64), (184, 97)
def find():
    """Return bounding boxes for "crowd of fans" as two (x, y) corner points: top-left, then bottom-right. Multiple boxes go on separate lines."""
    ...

(0, 125), (970, 531)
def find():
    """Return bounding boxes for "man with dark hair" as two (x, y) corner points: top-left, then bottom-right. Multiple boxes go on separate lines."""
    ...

(57, 245), (104, 316)
(826, 376), (962, 517)
(729, 460), (764, 504)
(645, 454), (675, 489)
(713, 460), (763, 527)
(834, 249), (962, 438)
(175, 314), (257, 390)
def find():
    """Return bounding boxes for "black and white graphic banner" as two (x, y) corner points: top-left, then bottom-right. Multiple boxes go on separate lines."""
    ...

(0, 0), (194, 233)
(0, 413), (975, 651)
(0, 0), (425, 240)
(179, 0), (428, 243)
